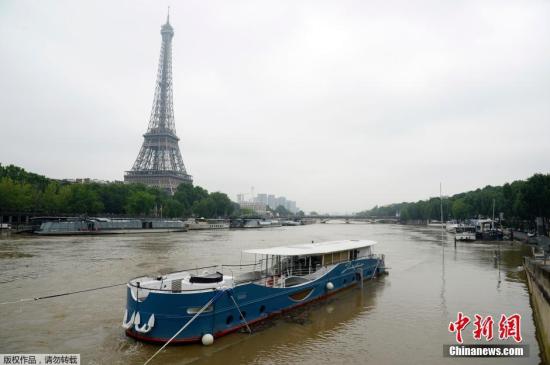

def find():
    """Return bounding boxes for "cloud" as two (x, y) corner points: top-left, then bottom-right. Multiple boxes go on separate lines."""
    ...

(1, 0), (549, 212)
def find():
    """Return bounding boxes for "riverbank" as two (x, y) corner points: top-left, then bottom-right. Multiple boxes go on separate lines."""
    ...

(524, 256), (550, 364)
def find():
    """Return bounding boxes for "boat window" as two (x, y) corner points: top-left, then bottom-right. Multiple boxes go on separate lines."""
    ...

(226, 315), (233, 325)
(259, 305), (266, 314)
(358, 247), (371, 258)
(187, 305), (213, 314)
(310, 255), (322, 270)
(334, 251), (348, 263)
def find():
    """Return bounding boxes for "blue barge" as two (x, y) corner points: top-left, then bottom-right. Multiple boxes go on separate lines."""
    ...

(123, 240), (386, 345)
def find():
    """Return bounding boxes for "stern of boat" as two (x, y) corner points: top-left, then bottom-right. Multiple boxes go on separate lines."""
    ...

(122, 271), (234, 343)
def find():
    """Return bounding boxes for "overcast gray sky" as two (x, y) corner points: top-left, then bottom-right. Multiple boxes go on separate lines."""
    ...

(1, 0), (549, 213)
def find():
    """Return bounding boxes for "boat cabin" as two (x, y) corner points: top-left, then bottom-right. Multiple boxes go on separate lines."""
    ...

(242, 240), (376, 287)
(127, 240), (378, 295)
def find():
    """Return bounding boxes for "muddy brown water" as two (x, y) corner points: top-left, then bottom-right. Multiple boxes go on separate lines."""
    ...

(0, 224), (543, 364)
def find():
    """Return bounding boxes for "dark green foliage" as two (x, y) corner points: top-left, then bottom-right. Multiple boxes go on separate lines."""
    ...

(65, 184), (104, 214)
(274, 205), (291, 216)
(208, 192), (234, 217)
(358, 173), (550, 223)
(0, 164), (234, 218)
(0, 164), (50, 191)
(125, 190), (155, 216)
(173, 183), (209, 216)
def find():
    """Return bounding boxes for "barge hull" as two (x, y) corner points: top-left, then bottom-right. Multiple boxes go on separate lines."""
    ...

(124, 257), (385, 344)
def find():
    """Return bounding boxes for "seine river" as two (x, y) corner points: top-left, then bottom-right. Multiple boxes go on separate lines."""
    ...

(0, 224), (543, 364)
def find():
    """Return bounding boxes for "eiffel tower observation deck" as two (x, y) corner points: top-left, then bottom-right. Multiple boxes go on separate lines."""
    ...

(124, 11), (193, 193)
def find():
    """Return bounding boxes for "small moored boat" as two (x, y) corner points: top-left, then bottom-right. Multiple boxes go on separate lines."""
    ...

(455, 225), (476, 242)
(123, 239), (386, 345)
(184, 218), (230, 230)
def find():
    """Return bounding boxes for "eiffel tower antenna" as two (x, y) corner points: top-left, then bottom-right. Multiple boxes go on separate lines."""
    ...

(124, 13), (193, 193)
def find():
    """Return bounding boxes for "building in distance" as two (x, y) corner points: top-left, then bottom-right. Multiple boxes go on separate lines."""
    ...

(238, 201), (268, 215)
(237, 191), (299, 214)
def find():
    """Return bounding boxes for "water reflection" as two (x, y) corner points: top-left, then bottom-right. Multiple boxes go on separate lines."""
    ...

(179, 278), (386, 365)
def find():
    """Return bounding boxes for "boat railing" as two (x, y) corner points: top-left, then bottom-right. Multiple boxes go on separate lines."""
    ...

(357, 253), (382, 261)
(127, 254), (384, 291)
(221, 262), (267, 284)
(226, 254), (383, 284)
(127, 264), (221, 292)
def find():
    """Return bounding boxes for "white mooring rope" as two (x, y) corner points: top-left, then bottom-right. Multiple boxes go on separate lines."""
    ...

(143, 289), (226, 365)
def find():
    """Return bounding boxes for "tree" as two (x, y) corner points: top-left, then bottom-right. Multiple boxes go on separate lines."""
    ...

(65, 184), (104, 214)
(0, 164), (243, 219)
(208, 192), (234, 217)
(358, 173), (550, 225)
(238, 207), (256, 216)
(125, 191), (155, 215)
(41, 182), (63, 214)
(452, 198), (470, 219)
(0, 178), (34, 212)
(522, 174), (550, 219)
(162, 199), (184, 218)
(275, 205), (291, 217)
(174, 183), (209, 216)
(192, 198), (216, 218)
(100, 183), (131, 214)
(0, 163), (50, 191)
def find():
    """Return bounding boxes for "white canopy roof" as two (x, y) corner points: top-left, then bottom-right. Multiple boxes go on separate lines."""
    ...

(243, 239), (376, 256)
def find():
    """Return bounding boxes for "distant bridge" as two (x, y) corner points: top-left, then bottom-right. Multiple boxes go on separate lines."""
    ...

(296, 215), (400, 223)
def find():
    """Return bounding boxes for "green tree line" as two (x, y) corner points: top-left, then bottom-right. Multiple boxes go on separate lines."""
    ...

(357, 173), (550, 225)
(0, 164), (235, 218)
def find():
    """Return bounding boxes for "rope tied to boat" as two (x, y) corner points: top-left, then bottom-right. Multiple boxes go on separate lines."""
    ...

(0, 282), (126, 306)
(371, 260), (381, 279)
(227, 289), (252, 334)
(142, 289), (227, 365)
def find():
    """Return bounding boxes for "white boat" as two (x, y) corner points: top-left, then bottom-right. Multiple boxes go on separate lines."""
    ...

(455, 225), (476, 241)
(243, 219), (262, 228)
(471, 219), (503, 240)
(184, 218), (229, 230)
(445, 220), (459, 233)
(282, 220), (301, 226)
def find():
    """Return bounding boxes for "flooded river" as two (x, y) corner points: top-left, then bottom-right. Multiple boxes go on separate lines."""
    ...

(0, 224), (543, 364)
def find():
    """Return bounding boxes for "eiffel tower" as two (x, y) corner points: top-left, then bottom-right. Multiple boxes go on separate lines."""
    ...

(124, 11), (192, 193)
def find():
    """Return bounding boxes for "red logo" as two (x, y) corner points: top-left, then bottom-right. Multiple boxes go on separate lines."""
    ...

(473, 314), (494, 341)
(498, 314), (522, 342)
(449, 313), (522, 343)
(449, 312), (470, 344)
